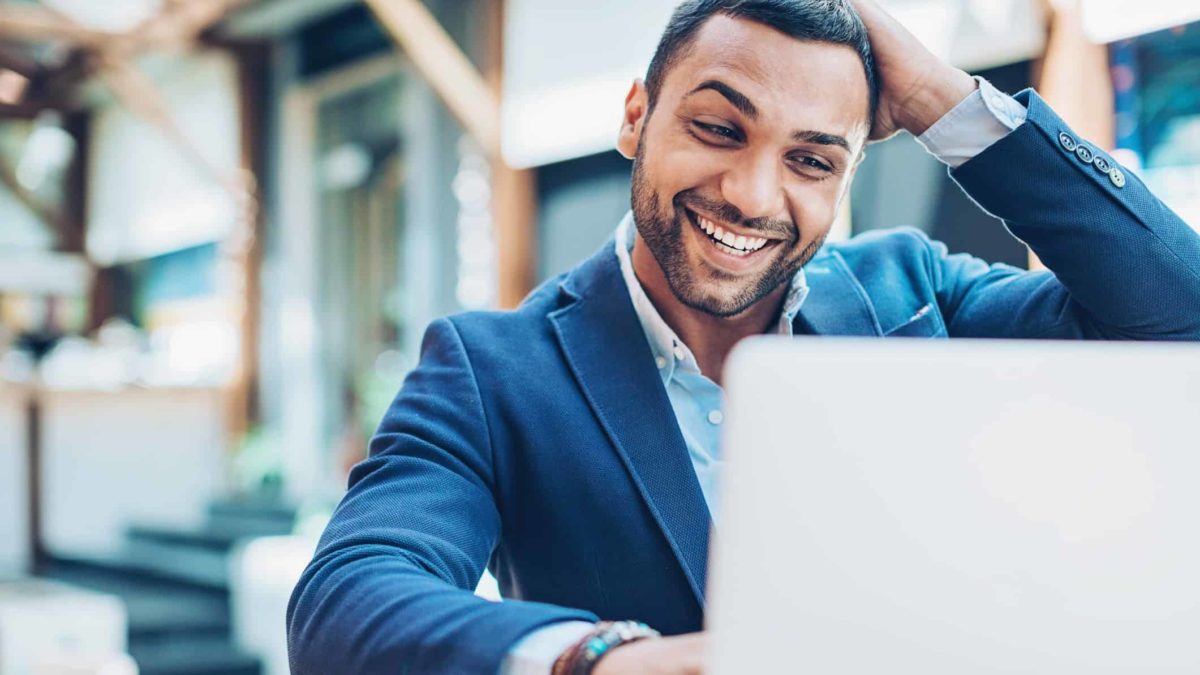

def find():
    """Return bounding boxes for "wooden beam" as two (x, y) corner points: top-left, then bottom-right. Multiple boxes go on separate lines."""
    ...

(96, 54), (247, 201)
(364, 0), (501, 158)
(225, 42), (270, 444)
(128, 0), (253, 54)
(0, 154), (76, 246)
(0, 101), (46, 118)
(482, 0), (537, 307)
(26, 394), (45, 572)
(60, 110), (89, 254)
(0, 5), (120, 47)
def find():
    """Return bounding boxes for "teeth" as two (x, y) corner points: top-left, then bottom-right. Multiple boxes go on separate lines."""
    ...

(693, 212), (773, 254)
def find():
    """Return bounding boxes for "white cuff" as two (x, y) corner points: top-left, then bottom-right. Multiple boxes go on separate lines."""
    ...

(916, 77), (1029, 169)
(499, 621), (596, 675)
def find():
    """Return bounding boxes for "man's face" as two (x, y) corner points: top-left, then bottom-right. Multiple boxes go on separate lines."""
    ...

(619, 15), (871, 317)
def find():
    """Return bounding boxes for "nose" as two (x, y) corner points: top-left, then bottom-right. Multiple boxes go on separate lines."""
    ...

(719, 151), (785, 222)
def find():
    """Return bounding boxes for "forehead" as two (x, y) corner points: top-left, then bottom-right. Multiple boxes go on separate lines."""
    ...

(664, 15), (870, 134)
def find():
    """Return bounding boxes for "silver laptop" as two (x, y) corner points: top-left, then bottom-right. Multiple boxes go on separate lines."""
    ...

(708, 338), (1200, 674)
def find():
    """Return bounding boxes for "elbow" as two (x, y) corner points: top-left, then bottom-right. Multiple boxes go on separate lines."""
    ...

(286, 565), (324, 675)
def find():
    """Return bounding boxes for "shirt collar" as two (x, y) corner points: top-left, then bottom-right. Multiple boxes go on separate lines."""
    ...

(613, 211), (809, 384)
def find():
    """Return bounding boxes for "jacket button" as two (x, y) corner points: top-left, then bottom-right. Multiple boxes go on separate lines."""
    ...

(1093, 155), (1112, 174)
(1058, 131), (1078, 152)
(1075, 144), (1094, 163)
(1109, 167), (1126, 188)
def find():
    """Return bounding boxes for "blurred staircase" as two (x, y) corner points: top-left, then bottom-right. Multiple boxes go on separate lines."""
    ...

(39, 497), (297, 675)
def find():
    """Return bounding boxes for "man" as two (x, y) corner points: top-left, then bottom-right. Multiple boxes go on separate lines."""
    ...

(288, 0), (1200, 672)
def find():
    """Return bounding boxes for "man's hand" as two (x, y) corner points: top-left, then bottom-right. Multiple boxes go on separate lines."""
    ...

(592, 632), (707, 675)
(848, 0), (978, 141)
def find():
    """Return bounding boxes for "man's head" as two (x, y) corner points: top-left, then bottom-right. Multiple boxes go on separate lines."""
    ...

(618, 0), (878, 318)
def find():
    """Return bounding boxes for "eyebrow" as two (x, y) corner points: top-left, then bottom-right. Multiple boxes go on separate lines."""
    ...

(687, 79), (852, 154)
(688, 79), (758, 119)
(792, 129), (851, 153)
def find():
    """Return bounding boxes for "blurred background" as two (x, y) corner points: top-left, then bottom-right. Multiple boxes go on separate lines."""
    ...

(0, 0), (1197, 673)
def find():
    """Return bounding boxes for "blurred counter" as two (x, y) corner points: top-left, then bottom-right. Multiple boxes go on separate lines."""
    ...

(40, 383), (229, 557)
(1, 374), (229, 562)
(0, 381), (29, 575)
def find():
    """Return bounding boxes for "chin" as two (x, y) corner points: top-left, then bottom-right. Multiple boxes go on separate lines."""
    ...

(671, 270), (767, 318)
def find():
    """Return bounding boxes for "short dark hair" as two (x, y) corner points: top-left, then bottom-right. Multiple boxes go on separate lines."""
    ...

(645, 0), (879, 118)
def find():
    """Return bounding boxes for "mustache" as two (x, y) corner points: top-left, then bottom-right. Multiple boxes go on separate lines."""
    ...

(674, 191), (795, 242)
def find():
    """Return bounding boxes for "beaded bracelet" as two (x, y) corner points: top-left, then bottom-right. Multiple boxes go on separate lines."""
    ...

(551, 620), (662, 675)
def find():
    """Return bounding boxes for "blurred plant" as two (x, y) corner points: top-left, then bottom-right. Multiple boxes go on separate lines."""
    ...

(231, 425), (284, 496)
(355, 349), (412, 440)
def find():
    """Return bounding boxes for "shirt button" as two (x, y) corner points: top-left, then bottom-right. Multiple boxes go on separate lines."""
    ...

(707, 410), (724, 425)
(673, 345), (686, 361)
(655, 356), (667, 369)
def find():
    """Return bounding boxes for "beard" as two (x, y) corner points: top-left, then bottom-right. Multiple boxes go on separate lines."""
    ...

(629, 136), (828, 318)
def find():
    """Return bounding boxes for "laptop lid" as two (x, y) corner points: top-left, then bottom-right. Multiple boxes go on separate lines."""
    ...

(708, 338), (1200, 674)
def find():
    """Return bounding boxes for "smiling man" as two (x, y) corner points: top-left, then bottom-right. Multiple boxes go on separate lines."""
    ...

(288, 1), (1200, 674)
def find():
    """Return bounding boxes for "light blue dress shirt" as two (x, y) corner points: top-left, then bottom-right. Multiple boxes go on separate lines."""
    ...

(499, 77), (1028, 675)
(611, 213), (810, 516)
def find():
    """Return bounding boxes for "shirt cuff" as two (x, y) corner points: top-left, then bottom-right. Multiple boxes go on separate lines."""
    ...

(498, 620), (596, 675)
(916, 76), (1029, 169)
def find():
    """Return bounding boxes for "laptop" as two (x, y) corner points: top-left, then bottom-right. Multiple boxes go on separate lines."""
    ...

(707, 338), (1200, 673)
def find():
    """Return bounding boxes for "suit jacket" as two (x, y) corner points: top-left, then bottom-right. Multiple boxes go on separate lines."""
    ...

(288, 90), (1200, 674)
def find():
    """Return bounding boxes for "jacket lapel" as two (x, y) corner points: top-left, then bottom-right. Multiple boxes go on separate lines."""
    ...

(549, 242), (712, 605)
(794, 250), (884, 336)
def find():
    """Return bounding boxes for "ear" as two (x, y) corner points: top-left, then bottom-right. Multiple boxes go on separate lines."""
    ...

(616, 79), (650, 160)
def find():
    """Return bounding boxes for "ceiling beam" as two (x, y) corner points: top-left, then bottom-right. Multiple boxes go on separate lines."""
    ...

(0, 154), (76, 251)
(364, 0), (501, 158)
(96, 53), (249, 204)
(0, 5), (120, 48)
(126, 0), (252, 54)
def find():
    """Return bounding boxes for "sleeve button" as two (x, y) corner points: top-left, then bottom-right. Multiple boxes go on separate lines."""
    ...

(1109, 167), (1127, 188)
(1058, 131), (1078, 152)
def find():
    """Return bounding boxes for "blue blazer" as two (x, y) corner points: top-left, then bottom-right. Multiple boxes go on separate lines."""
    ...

(288, 91), (1200, 674)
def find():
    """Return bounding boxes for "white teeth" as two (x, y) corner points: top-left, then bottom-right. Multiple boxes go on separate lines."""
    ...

(693, 212), (774, 255)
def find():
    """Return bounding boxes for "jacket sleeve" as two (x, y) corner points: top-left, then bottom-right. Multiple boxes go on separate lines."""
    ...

(287, 317), (598, 675)
(931, 89), (1200, 340)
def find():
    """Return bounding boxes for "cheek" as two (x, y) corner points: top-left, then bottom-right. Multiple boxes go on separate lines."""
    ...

(787, 180), (846, 235)
(650, 132), (728, 195)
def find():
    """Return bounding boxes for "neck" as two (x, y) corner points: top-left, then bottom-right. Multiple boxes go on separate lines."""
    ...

(631, 233), (787, 386)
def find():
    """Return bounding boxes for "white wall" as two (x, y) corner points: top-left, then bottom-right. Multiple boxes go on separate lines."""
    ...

(0, 385), (29, 574)
(86, 50), (242, 266)
(1083, 0), (1200, 43)
(40, 387), (226, 556)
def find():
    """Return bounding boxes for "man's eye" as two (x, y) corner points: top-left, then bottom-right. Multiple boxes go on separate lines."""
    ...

(693, 122), (739, 142)
(791, 156), (833, 173)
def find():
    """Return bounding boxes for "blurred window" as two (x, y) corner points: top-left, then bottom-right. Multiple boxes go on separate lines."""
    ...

(1113, 22), (1200, 230)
